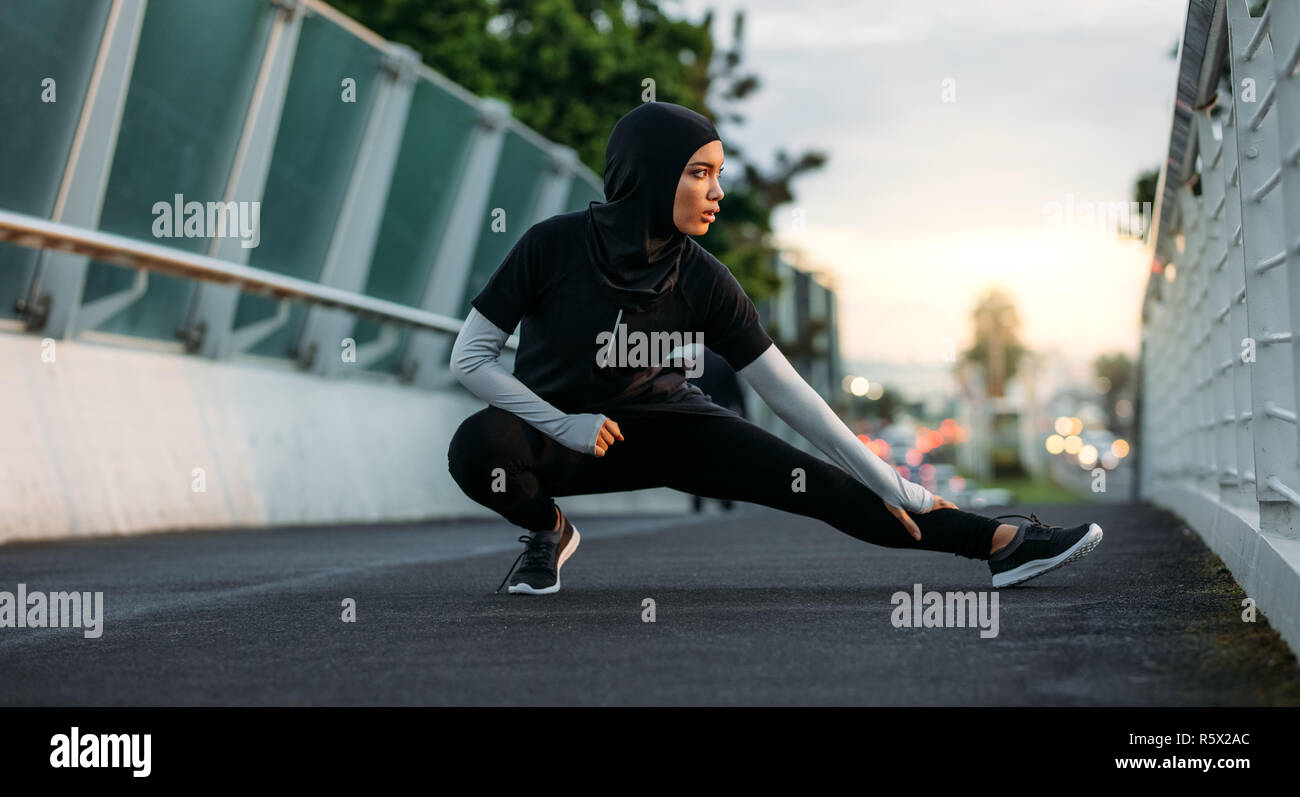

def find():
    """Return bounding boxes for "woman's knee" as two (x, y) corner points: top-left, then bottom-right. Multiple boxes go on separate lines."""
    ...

(446, 406), (529, 484)
(447, 408), (497, 481)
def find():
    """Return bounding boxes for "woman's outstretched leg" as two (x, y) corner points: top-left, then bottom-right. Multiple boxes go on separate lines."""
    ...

(604, 412), (1003, 560)
(614, 411), (1104, 585)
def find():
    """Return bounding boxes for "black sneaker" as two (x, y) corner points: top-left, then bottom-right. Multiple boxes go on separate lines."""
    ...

(496, 511), (580, 595)
(987, 512), (1103, 588)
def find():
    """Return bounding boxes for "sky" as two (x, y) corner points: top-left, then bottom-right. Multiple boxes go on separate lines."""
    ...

(672, 0), (1186, 379)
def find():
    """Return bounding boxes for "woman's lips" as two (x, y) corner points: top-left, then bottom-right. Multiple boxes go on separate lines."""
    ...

(701, 211), (716, 222)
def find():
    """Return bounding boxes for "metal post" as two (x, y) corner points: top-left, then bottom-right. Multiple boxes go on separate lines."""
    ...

(1156, 265), (1172, 492)
(18, 0), (147, 337)
(294, 43), (420, 376)
(400, 96), (511, 389)
(1185, 195), (1206, 486)
(178, 0), (304, 358)
(1227, 0), (1299, 536)
(1190, 166), (1221, 494)
(1216, 90), (1257, 510)
(1165, 206), (1191, 483)
(1195, 108), (1242, 506)
(1270, 0), (1300, 533)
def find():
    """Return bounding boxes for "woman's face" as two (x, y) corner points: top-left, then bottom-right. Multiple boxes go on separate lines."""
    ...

(673, 140), (725, 235)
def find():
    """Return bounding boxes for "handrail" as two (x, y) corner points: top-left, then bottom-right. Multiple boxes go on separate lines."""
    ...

(0, 208), (518, 349)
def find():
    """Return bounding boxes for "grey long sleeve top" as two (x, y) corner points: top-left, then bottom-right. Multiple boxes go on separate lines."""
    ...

(736, 344), (934, 514)
(450, 308), (608, 455)
(449, 308), (934, 513)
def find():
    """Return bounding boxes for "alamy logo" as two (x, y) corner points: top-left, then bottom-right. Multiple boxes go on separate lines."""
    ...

(152, 193), (261, 248)
(0, 584), (103, 638)
(1042, 192), (1152, 244)
(890, 583), (999, 638)
(595, 309), (704, 377)
(50, 727), (151, 777)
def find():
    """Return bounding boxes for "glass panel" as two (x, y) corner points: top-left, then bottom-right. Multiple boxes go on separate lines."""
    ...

(456, 128), (547, 318)
(564, 174), (604, 214)
(81, 0), (273, 339)
(352, 79), (478, 373)
(234, 12), (384, 358)
(0, 0), (112, 319)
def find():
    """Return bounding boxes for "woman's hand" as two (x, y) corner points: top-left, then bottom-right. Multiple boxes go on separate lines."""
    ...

(883, 501), (921, 541)
(883, 495), (959, 541)
(593, 418), (623, 457)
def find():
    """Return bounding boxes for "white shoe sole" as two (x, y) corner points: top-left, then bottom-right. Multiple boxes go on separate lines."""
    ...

(991, 523), (1103, 588)
(507, 525), (580, 595)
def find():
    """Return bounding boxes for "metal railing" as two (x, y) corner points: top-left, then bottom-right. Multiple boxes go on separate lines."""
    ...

(0, 0), (587, 383)
(1, 0), (839, 393)
(0, 206), (517, 350)
(1145, 0), (1300, 526)
(0, 0), (843, 425)
(1143, 0), (1300, 654)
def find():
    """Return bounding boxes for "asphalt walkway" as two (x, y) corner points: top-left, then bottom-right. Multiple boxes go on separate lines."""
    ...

(1, 502), (1297, 705)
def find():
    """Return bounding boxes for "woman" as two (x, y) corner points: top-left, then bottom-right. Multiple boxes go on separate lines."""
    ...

(686, 345), (746, 512)
(446, 101), (1102, 595)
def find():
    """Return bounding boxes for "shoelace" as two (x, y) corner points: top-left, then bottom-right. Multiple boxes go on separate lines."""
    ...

(991, 512), (1063, 531)
(495, 533), (557, 593)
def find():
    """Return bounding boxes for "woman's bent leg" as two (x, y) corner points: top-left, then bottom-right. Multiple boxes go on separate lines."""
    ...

(625, 413), (1001, 560)
(446, 405), (665, 532)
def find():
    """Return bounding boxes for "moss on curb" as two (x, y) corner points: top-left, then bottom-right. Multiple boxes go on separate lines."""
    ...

(1175, 531), (1300, 706)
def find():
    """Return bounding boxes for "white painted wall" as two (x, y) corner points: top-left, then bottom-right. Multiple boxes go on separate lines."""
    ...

(0, 330), (690, 545)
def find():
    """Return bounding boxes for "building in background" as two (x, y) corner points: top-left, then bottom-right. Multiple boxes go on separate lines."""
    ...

(750, 250), (843, 452)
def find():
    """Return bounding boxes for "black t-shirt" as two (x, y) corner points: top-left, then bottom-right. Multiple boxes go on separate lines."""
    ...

(470, 210), (774, 420)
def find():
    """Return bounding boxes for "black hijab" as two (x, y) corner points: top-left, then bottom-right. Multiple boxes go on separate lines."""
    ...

(584, 102), (721, 312)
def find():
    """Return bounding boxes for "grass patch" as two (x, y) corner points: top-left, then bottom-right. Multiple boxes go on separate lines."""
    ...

(956, 472), (1092, 504)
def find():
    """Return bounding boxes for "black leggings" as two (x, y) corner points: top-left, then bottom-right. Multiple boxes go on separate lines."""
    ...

(446, 405), (1002, 560)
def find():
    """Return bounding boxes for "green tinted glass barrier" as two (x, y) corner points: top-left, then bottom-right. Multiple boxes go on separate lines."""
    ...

(0, 0), (112, 319)
(456, 128), (546, 318)
(81, 0), (273, 340)
(234, 11), (383, 359)
(352, 79), (478, 373)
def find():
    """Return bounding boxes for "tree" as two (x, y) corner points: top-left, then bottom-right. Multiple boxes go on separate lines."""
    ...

(329, 0), (823, 303)
(961, 288), (1027, 398)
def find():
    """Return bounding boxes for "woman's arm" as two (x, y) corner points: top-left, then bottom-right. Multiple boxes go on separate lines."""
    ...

(737, 343), (934, 513)
(450, 308), (609, 456)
